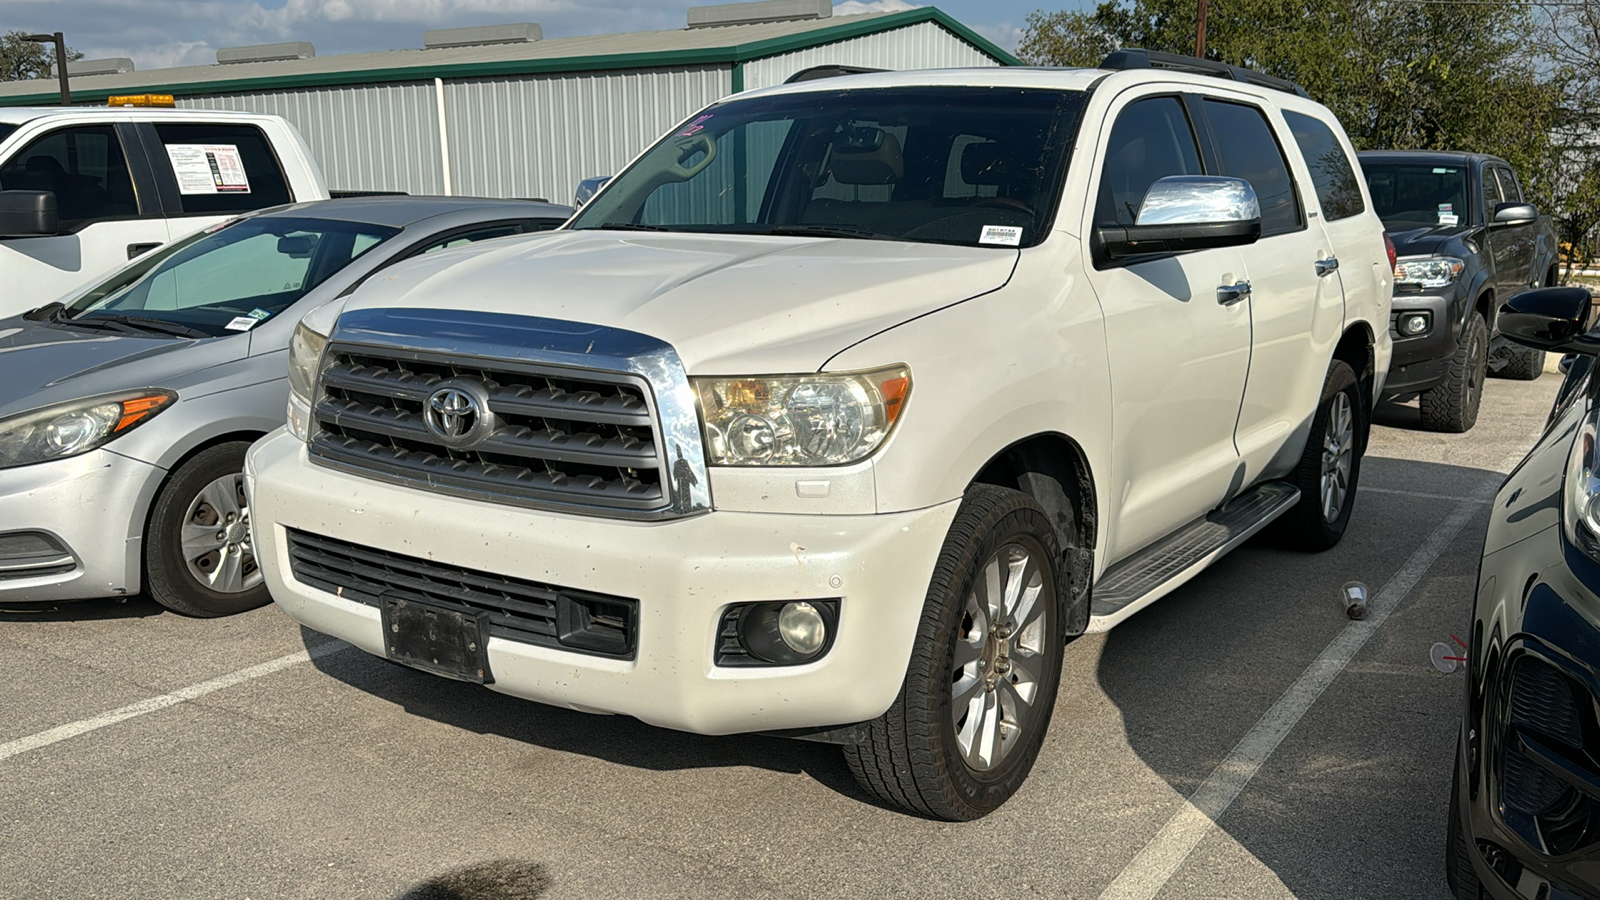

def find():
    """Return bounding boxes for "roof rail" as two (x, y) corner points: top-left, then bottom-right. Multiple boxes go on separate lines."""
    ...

(784, 64), (886, 84)
(1099, 48), (1310, 99)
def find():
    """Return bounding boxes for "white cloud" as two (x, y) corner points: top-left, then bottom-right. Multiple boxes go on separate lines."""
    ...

(833, 0), (918, 15)
(970, 20), (1024, 52)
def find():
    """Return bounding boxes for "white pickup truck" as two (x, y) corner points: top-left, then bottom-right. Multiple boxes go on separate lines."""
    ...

(0, 106), (328, 316)
(249, 55), (1392, 819)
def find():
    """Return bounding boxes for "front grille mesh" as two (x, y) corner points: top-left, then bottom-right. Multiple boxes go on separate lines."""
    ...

(309, 348), (667, 513)
(1500, 656), (1600, 856)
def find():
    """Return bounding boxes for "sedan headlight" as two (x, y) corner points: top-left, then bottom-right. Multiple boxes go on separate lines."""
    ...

(693, 366), (910, 466)
(287, 320), (328, 441)
(1565, 402), (1600, 559)
(1394, 256), (1465, 289)
(0, 390), (175, 469)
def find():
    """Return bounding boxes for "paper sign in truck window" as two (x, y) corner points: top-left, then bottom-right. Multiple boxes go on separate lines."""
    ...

(165, 144), (251, 195)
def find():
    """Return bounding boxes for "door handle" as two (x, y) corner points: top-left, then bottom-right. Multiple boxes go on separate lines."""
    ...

(127, 242), (162, 259)
(1315, 257), (1339, 277)
(1217, 281), (1251, 306)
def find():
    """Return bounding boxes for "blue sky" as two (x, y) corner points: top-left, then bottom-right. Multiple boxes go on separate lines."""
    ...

(3, 0), (1094, 72)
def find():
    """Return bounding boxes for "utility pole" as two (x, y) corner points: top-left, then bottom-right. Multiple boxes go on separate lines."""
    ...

(1195, 0), (1209, 58)
(24, 32), (70, 106)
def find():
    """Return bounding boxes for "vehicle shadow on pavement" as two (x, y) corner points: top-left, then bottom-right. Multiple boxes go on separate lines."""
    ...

(1372, 397), (1428, 430)
(300, 625), (877, 806)
(392, 859), (550, 900)
(0, 595), (164, 620)
(1092, 455), (1493, 900)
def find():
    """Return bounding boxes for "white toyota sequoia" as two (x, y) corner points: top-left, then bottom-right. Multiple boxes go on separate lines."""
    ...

(249, 55), (1392, 819)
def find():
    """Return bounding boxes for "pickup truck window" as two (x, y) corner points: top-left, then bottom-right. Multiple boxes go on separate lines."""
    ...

(0, 125), (140, 228)
(1484, 166), (1505, 210)
(152, 123), (293, 215)
(570, 87), (1085, 249)
(1362, 163), (1468, 229)
(1282, 111), (1364, 222)
(60, 215), (398, 337)
(1202, 99), (1302, 237)
(1492, 167), (1523, 204)
(0, 124), (16, 145)
(1097, 96), (1203, 227)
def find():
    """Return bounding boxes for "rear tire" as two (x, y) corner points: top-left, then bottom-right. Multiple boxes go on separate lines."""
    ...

(1494, 343), (1545, 381)
(1421, 313), (1487, 432)
(144, 441), (270, 618)
(844, 484), (1069, 820)
(1273, 361), (1363, 551)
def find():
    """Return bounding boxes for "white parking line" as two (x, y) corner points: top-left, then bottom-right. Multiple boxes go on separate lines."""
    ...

(1097, 455), (1519, 900)
(0, 640), (351, 763)
(1358, 485), (1494, 504)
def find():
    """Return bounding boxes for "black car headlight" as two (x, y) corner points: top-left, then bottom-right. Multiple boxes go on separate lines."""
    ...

(0, 390), (176, 470)
(1564, 402), (1600, 559)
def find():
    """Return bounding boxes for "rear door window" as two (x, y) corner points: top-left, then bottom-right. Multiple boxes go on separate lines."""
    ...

(152, 123), (293, 215)
(1201, 99), (1303, 236)
(1097, 96), (1204, 227)
(0, 125), (142, 228)
(1282, 111), (1364, 221)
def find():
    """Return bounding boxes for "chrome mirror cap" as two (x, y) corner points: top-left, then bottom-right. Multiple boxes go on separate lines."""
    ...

(1136, 176), (1261, 226)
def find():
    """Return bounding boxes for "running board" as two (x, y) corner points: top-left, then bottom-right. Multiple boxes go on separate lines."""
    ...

(1085, 482), (1300, 633)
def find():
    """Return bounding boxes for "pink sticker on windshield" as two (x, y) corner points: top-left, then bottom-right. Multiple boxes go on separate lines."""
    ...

(679, 114), (713, 137)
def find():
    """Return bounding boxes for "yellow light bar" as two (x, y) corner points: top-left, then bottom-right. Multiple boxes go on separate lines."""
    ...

(107, 94), (175, 108)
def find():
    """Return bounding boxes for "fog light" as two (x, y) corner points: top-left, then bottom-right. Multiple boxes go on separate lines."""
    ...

(1399, 313), (1430, 336)
(719, 599), (840, 666)
(779, 601), (826, 654)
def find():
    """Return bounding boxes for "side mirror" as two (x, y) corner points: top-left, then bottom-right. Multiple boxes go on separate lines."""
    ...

(574, 176), (611, 208)
(1493, 202), (1538, 225)
(1097, 176), (1262, 260)
(1499, 286), (1600, 355)
(0, 190), (59, 237)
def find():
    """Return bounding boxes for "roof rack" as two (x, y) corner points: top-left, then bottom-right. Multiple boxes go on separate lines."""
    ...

(1099, 48), (1310, 99)
(784, 64), (886, 84)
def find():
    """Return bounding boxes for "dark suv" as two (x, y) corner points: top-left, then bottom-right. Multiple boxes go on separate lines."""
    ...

(1358, 151), (1560, 432)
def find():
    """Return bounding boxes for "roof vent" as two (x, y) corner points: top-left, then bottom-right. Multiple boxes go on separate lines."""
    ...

(688, 0), (831, 28)
(216, 42), (316, 64)
(424, 23), (542, 49)
(57, 57), (135, 77)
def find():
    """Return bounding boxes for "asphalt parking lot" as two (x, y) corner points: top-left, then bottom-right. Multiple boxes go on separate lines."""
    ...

(0, 368), (1563, 900)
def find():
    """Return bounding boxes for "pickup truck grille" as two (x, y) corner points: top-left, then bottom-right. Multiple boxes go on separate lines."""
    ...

(308, 346), (668, 514)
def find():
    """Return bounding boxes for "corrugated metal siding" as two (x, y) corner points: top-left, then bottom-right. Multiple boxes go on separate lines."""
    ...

(741, 21), (1000, 91)
(444, 66), (729, 203)
(181, 83), (444, 195)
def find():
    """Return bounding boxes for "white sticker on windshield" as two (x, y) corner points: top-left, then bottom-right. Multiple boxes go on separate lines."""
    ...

(165, 143), (251, 195)
(1439, 213), (1459, 226)
(979, 225), (1023, 246)
(224, 316), (259, 332)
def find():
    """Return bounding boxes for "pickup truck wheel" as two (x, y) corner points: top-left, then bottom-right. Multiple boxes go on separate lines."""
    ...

(1274, 360), (1363, 551)
(843, 484), (1066, 820)
(144, 442), (270, 617)
(1420, 313), (1487, 432)
(1494, 343), (1545, 381)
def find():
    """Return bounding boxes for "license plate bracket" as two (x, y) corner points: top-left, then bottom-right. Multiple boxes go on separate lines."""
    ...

(380, 595), (492, 684)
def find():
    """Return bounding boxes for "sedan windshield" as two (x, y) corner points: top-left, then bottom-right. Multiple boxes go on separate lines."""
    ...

(1362, 163), (1469, 229)
(61, 216), (398, 337)
(570, 87), (1085, 249)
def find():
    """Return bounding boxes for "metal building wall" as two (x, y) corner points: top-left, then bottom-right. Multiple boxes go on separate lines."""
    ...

(180, 82), (446, 196)
(740, 21), (1001, 91)
(443, 66), (729, 203)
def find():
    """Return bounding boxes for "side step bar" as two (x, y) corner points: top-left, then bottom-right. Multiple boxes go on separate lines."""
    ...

(1085, 482), (1300, 633)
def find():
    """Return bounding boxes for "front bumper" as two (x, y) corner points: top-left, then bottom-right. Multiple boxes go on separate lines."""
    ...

(1384, 289), (1461, 397)
(247, 430), (959, 735)
(0, 449), (165, 602)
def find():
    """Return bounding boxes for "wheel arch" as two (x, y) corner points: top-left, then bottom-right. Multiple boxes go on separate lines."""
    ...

(137, 430), (268, 579)
(1333, 322), (1376, 450)
(970, 431), (1098, 552)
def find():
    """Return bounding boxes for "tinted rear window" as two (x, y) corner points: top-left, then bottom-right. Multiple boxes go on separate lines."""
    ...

(1203, 99), (1302, 237)
(1283, 111), (1365, 221)
(153, 123), (293, 215)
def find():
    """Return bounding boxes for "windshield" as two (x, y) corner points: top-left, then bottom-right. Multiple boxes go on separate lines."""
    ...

(1361, 163), (1469, 229)
(0, 124), (16, 146)
(570, 87), (1085, 249)
(61, 215), (398, 336)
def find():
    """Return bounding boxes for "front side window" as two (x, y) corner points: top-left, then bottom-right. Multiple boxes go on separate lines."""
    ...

(58, 216), (397, 337)
(571, 87), (1085, 249)
(0, 125), (139, 228)
(1283, 111), (1364, 221)
(1202, 100), (1302, 237)
(153, 123), (293, 215)
(1362, 163), (1469, 229)
(1096, 96), (1203, 227)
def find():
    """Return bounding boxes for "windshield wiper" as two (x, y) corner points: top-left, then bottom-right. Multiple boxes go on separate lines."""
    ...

(755, 224), (879, 239)
(76, 313), (211, 339)
(595, 223), (669, 232)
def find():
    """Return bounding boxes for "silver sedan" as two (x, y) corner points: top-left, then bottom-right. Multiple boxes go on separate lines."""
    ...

(0, 196), (571, 616)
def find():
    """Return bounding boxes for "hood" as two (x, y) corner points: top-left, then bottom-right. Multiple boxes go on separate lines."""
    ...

(339, 230), (1018, 373)
(0, 318), (241, 418)
(1385, 223), (1475, 259)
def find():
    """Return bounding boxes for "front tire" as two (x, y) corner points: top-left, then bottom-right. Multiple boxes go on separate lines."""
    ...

(1274, 360), (1363, 551)
(1420, 313), (1488, 432)
(844, 485), (1069, 820)
(144, 441), (270, 617)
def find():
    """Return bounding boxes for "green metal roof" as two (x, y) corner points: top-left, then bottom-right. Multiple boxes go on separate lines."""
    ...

(0, 9), (1018, 105)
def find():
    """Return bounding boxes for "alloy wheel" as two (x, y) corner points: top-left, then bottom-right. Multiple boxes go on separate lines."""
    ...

(1321, 392), (1355, 523)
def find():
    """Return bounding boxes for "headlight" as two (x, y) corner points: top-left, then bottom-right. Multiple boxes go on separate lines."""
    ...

(692, 366), (910, 466)
(1394, 256), (1465, 289)
(0, 390), (175, 469)
(287, 320), (328, 441)
(1565, 403), (1600, 559)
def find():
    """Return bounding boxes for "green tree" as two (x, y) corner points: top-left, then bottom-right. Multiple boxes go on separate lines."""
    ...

(1532, 0), (1600, 280)
(0, 30), (83, 82)
(1018, 10), (1118, 68)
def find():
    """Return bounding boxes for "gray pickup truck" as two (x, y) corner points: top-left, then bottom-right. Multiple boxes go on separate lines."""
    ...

(1358, 151), (1560, 432)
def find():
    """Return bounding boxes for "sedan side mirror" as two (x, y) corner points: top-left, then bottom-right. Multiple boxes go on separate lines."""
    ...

(1499, 286), (1600, 355)
(0, 190), (59, 237)
(574, 176), (611, 208)
(1493, 202), (1538, 225)
(1097, 176), (1262, 260)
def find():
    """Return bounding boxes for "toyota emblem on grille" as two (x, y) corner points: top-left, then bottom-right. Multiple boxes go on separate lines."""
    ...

(424, 382), (491, 447)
